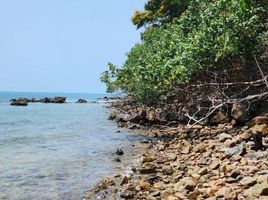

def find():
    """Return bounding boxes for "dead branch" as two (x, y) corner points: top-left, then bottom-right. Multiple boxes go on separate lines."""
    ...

(189, 76), (268, 88)
(254, 55), (268, 89)
(186, 92), (268, 126)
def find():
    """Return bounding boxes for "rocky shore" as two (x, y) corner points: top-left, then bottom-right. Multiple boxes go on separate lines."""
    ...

(84, 98), (268, 200)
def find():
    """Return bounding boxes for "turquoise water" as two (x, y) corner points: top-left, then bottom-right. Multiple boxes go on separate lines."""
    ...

(0, 92), (139, 200)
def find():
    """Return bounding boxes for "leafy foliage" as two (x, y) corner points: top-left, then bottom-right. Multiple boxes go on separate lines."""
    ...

(101, 0), (267, 105)
(131, 0), (189, 29)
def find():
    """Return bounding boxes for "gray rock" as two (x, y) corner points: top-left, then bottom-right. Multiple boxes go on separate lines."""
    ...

(120, 190), (135, 199)
(225, 142), (246, 157)
(219, 133), (232, 142)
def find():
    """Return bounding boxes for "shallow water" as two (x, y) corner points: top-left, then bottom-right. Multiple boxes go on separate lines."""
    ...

(0, 92), (140, 200)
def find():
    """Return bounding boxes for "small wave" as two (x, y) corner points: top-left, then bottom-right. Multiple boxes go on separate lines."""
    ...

(0, 122), (17, 126)
(0, 135), (44, 146)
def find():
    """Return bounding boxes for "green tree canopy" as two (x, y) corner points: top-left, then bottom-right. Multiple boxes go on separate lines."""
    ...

(131, 0), (189, 29)
(101, 0), (268, 105)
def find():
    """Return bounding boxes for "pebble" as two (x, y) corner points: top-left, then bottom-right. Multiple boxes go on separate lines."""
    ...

(85, 114), (268, 200)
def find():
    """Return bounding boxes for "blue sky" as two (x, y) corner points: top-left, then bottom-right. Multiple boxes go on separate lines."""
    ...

(0, 0), (146, 93)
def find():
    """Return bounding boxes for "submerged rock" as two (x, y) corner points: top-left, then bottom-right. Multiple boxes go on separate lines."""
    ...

(115, 148), (124, 156)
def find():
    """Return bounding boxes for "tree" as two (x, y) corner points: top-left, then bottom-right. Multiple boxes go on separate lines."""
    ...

(131, 0), (189, 29)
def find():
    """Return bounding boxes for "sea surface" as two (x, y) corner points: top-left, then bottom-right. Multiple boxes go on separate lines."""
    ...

(0, 92), (141, 200)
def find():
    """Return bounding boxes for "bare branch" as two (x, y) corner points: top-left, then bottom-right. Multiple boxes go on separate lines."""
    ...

(254, 55), (268, 89)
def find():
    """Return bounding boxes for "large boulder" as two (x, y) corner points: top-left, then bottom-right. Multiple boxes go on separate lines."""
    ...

(231, 101), (247, 123)
(108, 110), (117, 120)
(10, 98), (28, 106)
(53, 96), (66, 103)
(75, 99), (87, 103)
(115, 113), (131, 123)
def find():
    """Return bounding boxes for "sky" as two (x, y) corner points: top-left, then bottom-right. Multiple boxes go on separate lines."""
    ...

(0, 0), (146, 93)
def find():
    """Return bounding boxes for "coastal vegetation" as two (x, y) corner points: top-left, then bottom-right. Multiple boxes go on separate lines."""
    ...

(86, 1), (268, 199)
(101, 0), (267, 107)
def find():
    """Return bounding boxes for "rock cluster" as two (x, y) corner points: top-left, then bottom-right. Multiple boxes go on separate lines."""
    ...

(10, 96), (67, 106)
(108, 94), (268, 129)
(84, 114), (268, 200)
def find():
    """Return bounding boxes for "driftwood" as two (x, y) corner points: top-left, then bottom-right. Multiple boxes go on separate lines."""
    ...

(183, 55), (268, 125)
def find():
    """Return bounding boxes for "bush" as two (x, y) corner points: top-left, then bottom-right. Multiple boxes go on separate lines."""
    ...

(101, 0), (267, 105)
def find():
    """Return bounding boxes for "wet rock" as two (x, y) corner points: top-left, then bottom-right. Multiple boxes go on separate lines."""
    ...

(76, 98), (87, 103)
(117, 122), (128, 128)
(10, 98), (28, 106)
(53, 96), (66, 103)
(39, 96), (66, 103)
(140, 139), (151, 144)
(225, 142), (246, 157)
(129, 124), (140, 129)
(114, 157), (121, 162)
(108, 110), (117, 120)
(115, 149), (124, 155)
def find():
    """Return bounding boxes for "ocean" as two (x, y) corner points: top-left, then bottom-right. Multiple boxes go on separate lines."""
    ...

(0, 92), (141, 200)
